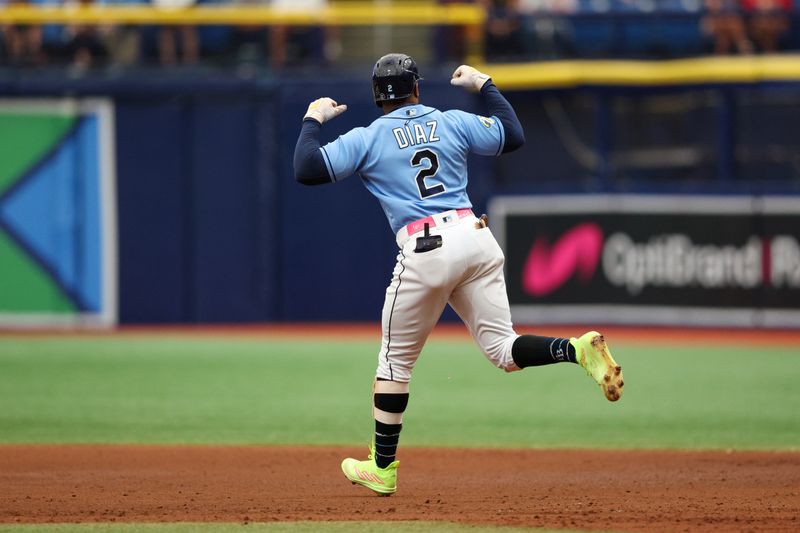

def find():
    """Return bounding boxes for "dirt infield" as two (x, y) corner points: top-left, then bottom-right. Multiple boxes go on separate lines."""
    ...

(2, 446), (798, 531)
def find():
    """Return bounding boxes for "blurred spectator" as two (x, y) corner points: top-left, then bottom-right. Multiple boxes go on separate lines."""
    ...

(63, 0), (109, 70)
(229, 0), (269, 68)
(268, 0), (340, 69)
(229, 0), (340, 70)
(517, 0), (576, 59)
(480, 0), (527, 61)
(98, 0), (144, 68)
(153, 0), (199, 65)
(742, 0), (791, 52)
(1, 0), (47, 66)
(435, 0), (474, 65)
(701, 0), (754, 54)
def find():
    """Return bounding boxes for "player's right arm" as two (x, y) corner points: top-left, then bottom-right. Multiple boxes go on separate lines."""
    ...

(293, 97), (348, 186)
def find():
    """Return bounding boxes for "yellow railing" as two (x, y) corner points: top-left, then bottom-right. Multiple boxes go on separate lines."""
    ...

(3, 5), (799, 88)
(481, 56), (800, 89)
(0, 4), (485, 26)
(0, 3), (487, 63)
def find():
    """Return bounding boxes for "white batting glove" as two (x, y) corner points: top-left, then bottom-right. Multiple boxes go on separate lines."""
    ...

(450, 65), (491, 92)
(304, 97), (348, 124)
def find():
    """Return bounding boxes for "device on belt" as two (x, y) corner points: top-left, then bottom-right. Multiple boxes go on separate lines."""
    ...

(414, 223), (443, 253)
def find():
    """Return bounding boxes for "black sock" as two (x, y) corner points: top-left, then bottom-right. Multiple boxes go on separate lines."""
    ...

(374, 420), (402, 469)
(511, 335), (577, 368)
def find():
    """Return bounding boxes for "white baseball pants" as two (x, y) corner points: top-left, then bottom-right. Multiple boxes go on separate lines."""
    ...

(375, 210), (522, 382)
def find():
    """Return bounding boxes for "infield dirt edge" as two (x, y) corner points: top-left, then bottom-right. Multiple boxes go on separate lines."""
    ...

(3, 445), (798, 532)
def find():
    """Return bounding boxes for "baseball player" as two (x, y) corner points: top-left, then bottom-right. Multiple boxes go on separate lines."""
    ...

(293, 53), (624, 496)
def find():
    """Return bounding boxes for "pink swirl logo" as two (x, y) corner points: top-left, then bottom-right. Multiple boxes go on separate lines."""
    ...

(522, 223), (604, 296)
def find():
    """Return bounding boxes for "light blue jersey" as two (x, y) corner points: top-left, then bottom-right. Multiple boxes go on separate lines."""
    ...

(320, 104), (505, 234)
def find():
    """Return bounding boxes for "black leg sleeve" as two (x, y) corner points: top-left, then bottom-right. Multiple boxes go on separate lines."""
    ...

(512, 335), (577, 368)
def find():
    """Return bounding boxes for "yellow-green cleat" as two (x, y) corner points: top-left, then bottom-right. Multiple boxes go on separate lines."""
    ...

(570, 331), (624, 402)
(341, 447), (398, 496)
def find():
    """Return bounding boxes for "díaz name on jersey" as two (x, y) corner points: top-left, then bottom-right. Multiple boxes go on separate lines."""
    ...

(392, 121), (440, 149)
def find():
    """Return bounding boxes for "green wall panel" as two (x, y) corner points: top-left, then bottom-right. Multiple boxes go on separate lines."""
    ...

(0, 229), (75, 313)
(0, 114), (76, 196)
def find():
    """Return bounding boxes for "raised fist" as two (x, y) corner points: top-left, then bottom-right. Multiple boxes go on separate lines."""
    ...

(304, 97), (348, 124)
(450, 65), (491, 92)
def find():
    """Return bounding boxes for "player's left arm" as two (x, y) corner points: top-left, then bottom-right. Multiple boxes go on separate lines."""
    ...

(293, 97), (348, 186)
(451, 65), (525, 154)
(480, 82), (524, 153)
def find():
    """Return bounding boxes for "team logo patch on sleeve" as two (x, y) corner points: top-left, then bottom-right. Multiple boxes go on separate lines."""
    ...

(479, 116), (496, 128)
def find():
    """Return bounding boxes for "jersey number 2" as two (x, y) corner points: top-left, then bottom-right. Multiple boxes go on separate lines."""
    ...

(411, 149), (444, 199)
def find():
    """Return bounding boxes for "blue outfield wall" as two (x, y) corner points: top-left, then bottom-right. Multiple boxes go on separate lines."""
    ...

(2, 72), (798, 323)
(60, 75), (485, 323)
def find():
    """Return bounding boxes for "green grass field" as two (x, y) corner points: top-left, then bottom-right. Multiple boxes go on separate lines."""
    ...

(1, 332), (798, 533)
(1, 334), (797, 449)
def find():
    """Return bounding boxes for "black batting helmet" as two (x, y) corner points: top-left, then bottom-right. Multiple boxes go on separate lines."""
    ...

(372, 53), (420, 108)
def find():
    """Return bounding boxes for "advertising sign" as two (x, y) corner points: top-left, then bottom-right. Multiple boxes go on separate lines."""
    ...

(0, 99), (117, 327)
(489, 196), (800, 327)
